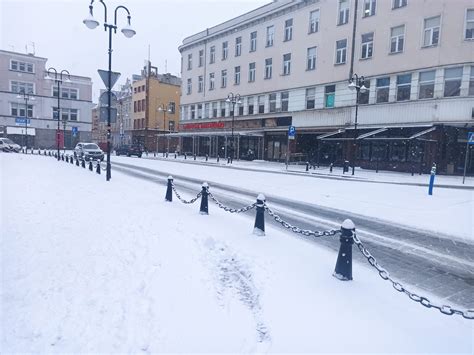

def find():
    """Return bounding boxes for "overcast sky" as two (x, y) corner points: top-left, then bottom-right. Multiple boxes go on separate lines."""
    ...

(0, 0), (269, 101)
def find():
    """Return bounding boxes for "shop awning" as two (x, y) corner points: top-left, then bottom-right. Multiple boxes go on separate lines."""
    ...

(316, 129), (345, 139)
(364, 125), (436, 141)
(166, 130), (265, 138)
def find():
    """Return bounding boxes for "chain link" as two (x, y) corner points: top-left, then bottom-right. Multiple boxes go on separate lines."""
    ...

(352, 233), (474, 320)
(207, 191), (256, 213)
(264, 205), (341, 238)
(171, 184), (202, 204)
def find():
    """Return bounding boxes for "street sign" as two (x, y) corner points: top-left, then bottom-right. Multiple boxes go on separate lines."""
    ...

(468, 132), (474, 145)
(72, 126), (78, 137)
(15, 117), (30, 126)
(99, 91), (118, 108)
(99, 107), (117, 123)
(98, 69), (121, 90)
(288, 125), (296, 140)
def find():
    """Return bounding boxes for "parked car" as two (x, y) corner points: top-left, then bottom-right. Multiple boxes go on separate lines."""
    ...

(0, 138), (21, 152)
(74, 142), (104, 161)
(115, 144), (143, 157)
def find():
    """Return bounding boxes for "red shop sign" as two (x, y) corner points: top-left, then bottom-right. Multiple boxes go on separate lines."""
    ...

(180, 121), (225, 130)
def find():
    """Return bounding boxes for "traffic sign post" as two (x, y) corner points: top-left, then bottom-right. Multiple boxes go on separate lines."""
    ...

(72, 126), (78, 137)
(286, 126), (296, 170)
(462, 132), (474, 184)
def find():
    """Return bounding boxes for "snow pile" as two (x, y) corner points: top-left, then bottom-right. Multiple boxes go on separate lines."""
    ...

(1, 154), (472, 353)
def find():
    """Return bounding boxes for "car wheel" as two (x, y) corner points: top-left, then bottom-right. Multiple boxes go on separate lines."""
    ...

(127, 153), (131, 157)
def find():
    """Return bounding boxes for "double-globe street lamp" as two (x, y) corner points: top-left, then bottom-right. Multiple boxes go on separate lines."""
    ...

(157, 104), (172, 153)
(83, 0), (136, 181)
(16, 89), (35, 153)
(226, 93), (242, 163)
(348, 73), (367, 176)
(46, 67), (70, 160)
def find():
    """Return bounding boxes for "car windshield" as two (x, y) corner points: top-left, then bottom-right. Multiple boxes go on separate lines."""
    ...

(83, 144), (99, 150)
(2, 138), (15, 144)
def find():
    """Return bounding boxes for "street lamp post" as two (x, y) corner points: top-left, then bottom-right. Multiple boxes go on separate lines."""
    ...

(47, 67), (70, 160)
(226, 93), (242, 163)
(158, 103), (172, 153)
(83, 0), (136, 181)
(348, 73), (367, 175)
(16, 90), (35, 153)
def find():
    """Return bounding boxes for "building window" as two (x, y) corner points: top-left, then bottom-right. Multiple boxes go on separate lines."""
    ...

(248, 96), (254, 115)
(265, 58), (272, 79)
(198, 76), (204, 93)
(250, 31), (257, 52)
(338, 0), (349, 25)
(187, 78), (192, 95)
(306, 88), (315, 109)
(418, 70), (435, 99)
(168, 102), (176, 114)
(11, 103), (33, 117)
(199, 49), (204, 67)
(392, 0), (407, 9)
(137, 100), (141, 112)
(363, 0), (376, 17)
(423, 16), (441, 47)
(234, 66), (241, 85)
(258, 95), (265, 114)
(444, 67), (463, 97)
(376, 77), (390, 103)
(396, 73), (411, 101)
(191, 105), (196, 119)
(220, 101), (226, 117)
(187, 53), (192, 70)
(466, 9), (474, 40)
(222, 41), (228, 60)
(335, 39), (347, 64)
(390, 25), (405, 53)
(212, 102), (217, 118)
(469, 66), (474, 96)
(197, 104), (202, 119)
(55, 108), (79, 121)
(10, 60), (34, 73)
(358, 80), (370, 104)
(281, 91), (289, 112)
(269, 93), (277, 113)
(361, 32), (374, 59)
(235, 37), (242, 56)
(284, 19), (293, 41)
(209, 73), (215, 90)
(390, 142), (407, 162)
(266, 25), (274, 47)
(283, 53), (291, 75)
(325, 85), (335, 108)
(134, 101), (137, 112)
(210, 46), (215, 64)
(11, 81), (34, 94)
(238, 105), (244, 116)
(221, 70), (227, 88)
(307, 47), (317, 70)
(249, 62), (256, 82)
(309, 9), (320, 33)
(53, 87), (78, 99)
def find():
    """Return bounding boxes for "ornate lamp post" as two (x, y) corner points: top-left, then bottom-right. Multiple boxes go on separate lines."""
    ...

(348, 73), (367, 176)
(83, 0), (136, 181)
(46, 67), (70, 160)
(16, 90), (35, 152)
(226, 92), (242, 163)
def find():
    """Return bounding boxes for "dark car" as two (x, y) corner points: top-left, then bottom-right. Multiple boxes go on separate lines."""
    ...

(115, 145), (143, 157)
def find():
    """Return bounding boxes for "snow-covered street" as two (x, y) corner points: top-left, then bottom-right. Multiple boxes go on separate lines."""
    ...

(1, 153), (473, 353)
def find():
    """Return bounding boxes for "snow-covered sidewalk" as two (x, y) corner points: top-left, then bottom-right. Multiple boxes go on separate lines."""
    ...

(1, 153), (473, 353)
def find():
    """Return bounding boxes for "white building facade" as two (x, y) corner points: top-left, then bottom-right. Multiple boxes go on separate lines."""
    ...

(0, 50), (93, 149)
(178, 0), (474, 174)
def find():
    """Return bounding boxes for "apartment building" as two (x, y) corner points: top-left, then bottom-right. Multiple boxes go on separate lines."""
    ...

(178, 0), (474, 174)
(131, 62), (181, 152)
(0, 49), (93, 148)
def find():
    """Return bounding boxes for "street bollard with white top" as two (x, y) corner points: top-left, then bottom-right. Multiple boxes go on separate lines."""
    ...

(165, 176), (173, 202)
(199, 182), (209, 215)
(253, 194), (266, 236)
(428, 163), (436, 196)
(333, 219), (355, 281)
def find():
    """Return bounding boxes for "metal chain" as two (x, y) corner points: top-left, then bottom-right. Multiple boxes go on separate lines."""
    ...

(264, 205), (341, 238)
(353, 233), (474, 320)
(207, 191), (256, 213)
(171, 184), (202, 204)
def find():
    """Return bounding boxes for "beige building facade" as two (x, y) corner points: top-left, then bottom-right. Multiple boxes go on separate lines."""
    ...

(178, 0), (474, 174)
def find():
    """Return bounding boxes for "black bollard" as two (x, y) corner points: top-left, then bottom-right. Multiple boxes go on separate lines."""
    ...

(76, 157), (80, 166)
(89, 161), (93, 171)
(376, 161), (379, 173)
(39, 150), (41, 155)
(206, 154), (208, 162)
(227, 156), (231, 164)
(174, 153), (177, 159)
(166, 152), (168, 158)
(184, 153), (187, 160)
(96, 161), (101, 174)
(253, 194), (266, 236)
(154, 152), (156, 157)
(65, 155), (68, 163)
(217, 154), (220, 163)
(306, 162), (309, 172)
(333, 219), (355, 281)
(199, 182), (209, 215)
(165, 176), (173, 202)
(163, 151), (165, 157)
(70, 156), (74, 164)
(62, 154), (65, 161)
(194, 154), (196, 161)
(81, 159), (86, 168)
(329, 163), (333, 173)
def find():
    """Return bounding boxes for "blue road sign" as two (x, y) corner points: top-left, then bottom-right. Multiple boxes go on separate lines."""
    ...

(15, 117), (30, 126)
(468, 132), (474, 145)
(288, 125), (296, 137)
(72, 126), (78, 137)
